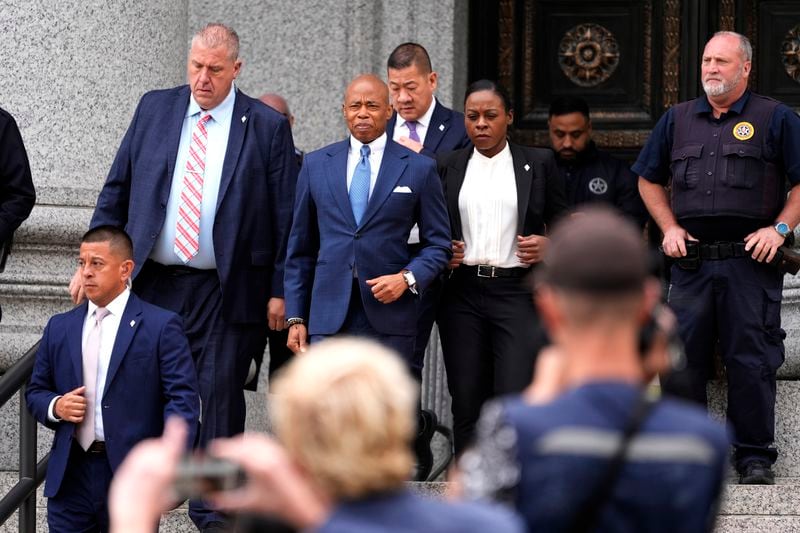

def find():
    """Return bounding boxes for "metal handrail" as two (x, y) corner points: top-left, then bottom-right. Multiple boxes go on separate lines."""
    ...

(0, 341), (48, 532)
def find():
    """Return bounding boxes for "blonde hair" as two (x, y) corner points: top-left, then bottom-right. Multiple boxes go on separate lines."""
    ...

(271, 337), (416, 500)
(191, 23), (240, 61)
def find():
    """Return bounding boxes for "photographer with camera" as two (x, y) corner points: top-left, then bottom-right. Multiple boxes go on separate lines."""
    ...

(109, 337), (523, 532)
(458, 207), (729, 532)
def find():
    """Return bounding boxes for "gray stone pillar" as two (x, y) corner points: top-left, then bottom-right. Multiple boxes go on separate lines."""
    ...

(0, 0), (190, 470)
(0, 0), (189, 368)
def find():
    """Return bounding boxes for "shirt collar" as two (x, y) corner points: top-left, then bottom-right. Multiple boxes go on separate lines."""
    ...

(470, 139), (512, 163)
(349, 132), (388, 155)
(87, 288), (131, 320)
(187, 83), (237, 126)
(694, 90), (751, 116)
(399, 97), (436, 129)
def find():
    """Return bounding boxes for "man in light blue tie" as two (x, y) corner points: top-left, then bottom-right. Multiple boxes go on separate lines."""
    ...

(284, 74), (451, 362)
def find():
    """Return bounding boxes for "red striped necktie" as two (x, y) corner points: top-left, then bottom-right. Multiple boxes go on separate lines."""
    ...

(174, 113), (212, 263)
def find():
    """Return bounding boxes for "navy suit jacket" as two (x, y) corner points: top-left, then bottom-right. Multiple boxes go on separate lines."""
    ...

(438, 142), (568, 240)
(386, 99), (471, 159)
(26, 293), (200, 497)
(91, 85), (297, 323)
(284, 139), (451, 337)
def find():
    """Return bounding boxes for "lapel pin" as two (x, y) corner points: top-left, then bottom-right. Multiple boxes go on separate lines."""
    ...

(130, 320), (136, 327)
(438, 124), (445, 131)
(241, 115), (247, 123)
(524, 164), (531, 171)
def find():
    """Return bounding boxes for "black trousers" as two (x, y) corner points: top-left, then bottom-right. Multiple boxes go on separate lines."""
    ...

(663, 257), (784, 471)
(133, 260), (268, 529)
(438, 268), (547, 454)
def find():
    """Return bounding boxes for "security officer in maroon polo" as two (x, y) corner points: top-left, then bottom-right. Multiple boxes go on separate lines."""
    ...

(634, 31), (800, 485)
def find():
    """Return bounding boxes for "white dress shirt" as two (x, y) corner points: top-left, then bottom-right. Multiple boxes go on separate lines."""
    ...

(150, 84), (237, 269)
(48, 289), (131, 439)
(392, 97), (436, 145)
(459, 143), (523, 268)
(347, 132), (387, 198)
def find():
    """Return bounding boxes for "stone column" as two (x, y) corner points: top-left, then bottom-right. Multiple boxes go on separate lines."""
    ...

(0, 0), (189, 367)
(0, 0), (190, 469)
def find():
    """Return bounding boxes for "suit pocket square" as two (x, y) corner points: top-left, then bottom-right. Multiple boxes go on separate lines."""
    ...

(393, 186), (413, 193)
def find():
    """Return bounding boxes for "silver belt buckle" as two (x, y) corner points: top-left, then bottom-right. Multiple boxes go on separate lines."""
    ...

(476, 265), (495, 278)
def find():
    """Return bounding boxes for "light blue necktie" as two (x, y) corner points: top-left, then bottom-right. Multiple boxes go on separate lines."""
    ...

(349, 144), (371, 224)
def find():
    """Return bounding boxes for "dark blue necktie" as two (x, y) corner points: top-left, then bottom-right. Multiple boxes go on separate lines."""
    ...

(349, 144), (371, 224)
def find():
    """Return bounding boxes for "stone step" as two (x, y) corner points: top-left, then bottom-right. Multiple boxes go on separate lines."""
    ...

(3, 474), (800, 533)
(708, 380), (800, 477)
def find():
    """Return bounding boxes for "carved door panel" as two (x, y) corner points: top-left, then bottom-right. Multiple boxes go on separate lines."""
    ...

(467, 0), (800, 159)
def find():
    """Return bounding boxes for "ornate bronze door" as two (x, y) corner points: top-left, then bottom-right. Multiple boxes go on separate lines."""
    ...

(468, 0), (800, 159)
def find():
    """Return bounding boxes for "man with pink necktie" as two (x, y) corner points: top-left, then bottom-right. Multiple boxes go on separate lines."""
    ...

(27, 225), (199, 533)
(68, 23), (297, 532)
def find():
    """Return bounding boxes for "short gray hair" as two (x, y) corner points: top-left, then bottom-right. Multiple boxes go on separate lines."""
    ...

(191, 23), (240, 61)
(713, 31), (752, 62)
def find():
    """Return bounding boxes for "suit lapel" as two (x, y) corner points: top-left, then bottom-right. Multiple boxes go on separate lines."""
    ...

(509, 142), (533, 235)
(102, 295), (143, 398)
(325, 141), (356, 227)
(446, 148), (472, 241)
(386, 113), (397, 139)
(423, 101), (448, 153)
(216, 89), (249, 211)
(358, 142), (407, 228)
(165, 87), (191, 189)
(69, 302), (90, 384)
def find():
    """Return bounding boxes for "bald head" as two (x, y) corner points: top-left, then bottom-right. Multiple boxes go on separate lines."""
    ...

(259, 93), (294, 128)
(342, 74), (393, 144)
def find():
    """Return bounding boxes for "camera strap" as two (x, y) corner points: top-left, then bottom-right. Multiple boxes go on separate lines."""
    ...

(567, 389), (657, 533)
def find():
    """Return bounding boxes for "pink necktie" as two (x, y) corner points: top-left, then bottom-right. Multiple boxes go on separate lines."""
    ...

(174, 113), (212, 263)
(77, 307), (110, 450)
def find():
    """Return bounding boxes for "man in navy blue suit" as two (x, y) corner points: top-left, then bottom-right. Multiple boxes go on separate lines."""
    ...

(69, 23), (297, 531)
(284, 74), (451, 362)
(386, 42), (470, 376)
(386, 42), (470, 480)
(27, 226), (199, 533)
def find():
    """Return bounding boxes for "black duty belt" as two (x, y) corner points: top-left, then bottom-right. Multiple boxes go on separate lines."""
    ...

(696, 241), (747, 260)
(459, 264), (529, 278)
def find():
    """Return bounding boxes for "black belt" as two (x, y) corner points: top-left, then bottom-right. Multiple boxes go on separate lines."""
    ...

(145, 259), (215, 276)
(458, 264), (529, 278)
(74, 440), (106, 454)
(697, 242), (747, 260)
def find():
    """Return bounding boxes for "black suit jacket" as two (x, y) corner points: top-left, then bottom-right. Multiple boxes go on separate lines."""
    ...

(437, 141), (567, 240)
(387, 99), (471, 159)
(0, 107), (35, 271)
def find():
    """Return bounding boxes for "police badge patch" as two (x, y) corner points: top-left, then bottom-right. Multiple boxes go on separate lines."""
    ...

(733, 121), (755, 140)
(589, 177), (608, 195)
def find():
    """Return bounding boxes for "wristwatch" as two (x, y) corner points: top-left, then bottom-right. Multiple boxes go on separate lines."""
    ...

(402, 270), (419, 295)
(286, 317), (306, 327)
(774, 221), (792, 239)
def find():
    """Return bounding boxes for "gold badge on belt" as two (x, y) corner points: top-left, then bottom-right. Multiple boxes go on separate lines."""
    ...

(733, 121), (755, 140)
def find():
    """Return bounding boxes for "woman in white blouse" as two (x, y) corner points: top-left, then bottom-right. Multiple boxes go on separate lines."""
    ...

(436, 80), (567, 454)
